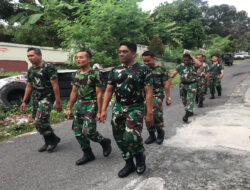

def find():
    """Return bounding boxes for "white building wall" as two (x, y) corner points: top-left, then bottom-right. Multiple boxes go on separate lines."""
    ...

(0, 42), (69, 68)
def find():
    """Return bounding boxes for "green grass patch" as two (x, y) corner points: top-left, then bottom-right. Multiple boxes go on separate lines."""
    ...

(0, 72), (23, 77)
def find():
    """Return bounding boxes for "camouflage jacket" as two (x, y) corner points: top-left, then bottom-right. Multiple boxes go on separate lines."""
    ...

(196, 62), (209, 78)
(71, 69), (102, 101)
(176, 62), (197, 83)
(151, 66), (169, 98)
(108, 62), (152, 105)
(27, 61), (57, 101)
(208, 62), (224, 76)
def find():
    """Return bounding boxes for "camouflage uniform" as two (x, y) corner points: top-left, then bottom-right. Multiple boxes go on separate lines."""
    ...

(108, 63), (152, 160)
(27, 62), (57, 136)
(147, 66), (169, 132)
(71, 70), (104, 149)
(176, 62), (197, 112)
(208, 62), (224, 95)
(196, 62), (209, 104)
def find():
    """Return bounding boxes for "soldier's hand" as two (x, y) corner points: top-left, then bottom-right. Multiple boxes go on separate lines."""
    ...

(145, 112), (153, 127)
(66, 109), (72, 119)
(166, 99), (172, 106)
(96, 112), (101, 121)
(20, 102), (26, 113)
(100, 111), (107, 123)
(54, 102), (62, 112)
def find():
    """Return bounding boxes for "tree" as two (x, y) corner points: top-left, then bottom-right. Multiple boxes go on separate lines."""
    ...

(58, 0), (148, 67)
(151, 0), (206, 49)
(6, 0), (76, 47)
(148, 35), (165, 57)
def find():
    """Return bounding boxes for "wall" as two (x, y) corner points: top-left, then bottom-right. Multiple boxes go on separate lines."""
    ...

(0, 42), (69, 72)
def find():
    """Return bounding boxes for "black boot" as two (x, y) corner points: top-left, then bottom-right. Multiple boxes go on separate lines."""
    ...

(198, 100), (203, 108)
(217, 87), (222, 96)
(183, 111), (193, 122)
(144, 132), (156, 144)
(76, 147), (95, 165)
(135, 152), (146, 175)
(156, 129), (165, 144)
(195, 96), (199, 104)
(100, 138), (112, 157)
(210, 93), (215, 99)
(38, 135), (49, 152)
(118, 158), (136, 178)
(47, 133), (60, 153)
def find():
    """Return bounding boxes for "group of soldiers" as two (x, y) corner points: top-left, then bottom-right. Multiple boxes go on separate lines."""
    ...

(20, 42), (224, 178)
(170, 53), (224, 122)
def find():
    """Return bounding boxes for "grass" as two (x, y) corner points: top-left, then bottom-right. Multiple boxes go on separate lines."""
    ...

(0, 72), (24, 77)
(0, 100), (69, 142)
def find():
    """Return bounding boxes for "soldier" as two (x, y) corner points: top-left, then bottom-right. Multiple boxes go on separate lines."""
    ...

(170, 54), (201, 122)
(208, 54), (224, 99)
(20, 47), (62, 152)
(196, 54), (209, 107)
(66, 50), (112, 166)
(142, 51), (171, 145)
(202, 55), (209, 94)
(100, 42), (153, 178)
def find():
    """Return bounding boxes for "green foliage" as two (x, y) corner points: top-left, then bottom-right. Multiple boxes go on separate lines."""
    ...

(148, 35), (165, 57)
(58, 0), (149, 67)
(204, 35), (231, 57)
(151, 0), (206, 49)
(0, 72), (23, 77)
(6, 0), (72, 47)
(162, 46), (184, 64)
(0, 100), (68, 141)
(181, 19), (205, 49)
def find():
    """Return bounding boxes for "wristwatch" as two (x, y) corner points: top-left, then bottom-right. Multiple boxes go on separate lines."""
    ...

(167, 97), (171, 100)
(22, 100), (27, 104)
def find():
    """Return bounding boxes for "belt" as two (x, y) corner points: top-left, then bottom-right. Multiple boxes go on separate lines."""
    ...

(181, 81), (196, 84)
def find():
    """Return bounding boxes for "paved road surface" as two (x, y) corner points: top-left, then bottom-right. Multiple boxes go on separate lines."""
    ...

(1, 60), (250, 190)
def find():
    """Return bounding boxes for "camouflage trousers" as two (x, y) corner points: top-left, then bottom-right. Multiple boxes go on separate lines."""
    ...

(146, 96), (164, 132)
(209, 75), (221, 95)
(32, 98), (53, 136)
(180, 82), (197, 112)
(72, 100), (104, 149)
(197, 77), (207, 103)
(111, 102), (144, 160)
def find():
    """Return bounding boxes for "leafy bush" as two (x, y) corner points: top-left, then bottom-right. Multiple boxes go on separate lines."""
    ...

(148, 35), (165, 57)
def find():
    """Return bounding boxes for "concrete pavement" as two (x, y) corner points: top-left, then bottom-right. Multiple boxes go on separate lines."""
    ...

(165, 74), (250, 152)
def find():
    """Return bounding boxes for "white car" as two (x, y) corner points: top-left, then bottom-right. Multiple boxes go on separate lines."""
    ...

(234, 53), (245, 60)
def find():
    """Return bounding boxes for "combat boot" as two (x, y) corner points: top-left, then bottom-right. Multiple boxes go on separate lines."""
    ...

(38, 135), (49, 152)
(195, 96), (199, 104)
(198, 100), (203, 108)
(47, 133), (61, 153)
(183, 111), (193, 122)
(156, 129), (165, 144)
(135, 152), (146, 175)
(100, 138), (112, 157)
(118, 158), (136, 178)
(210, 93), (215, 99)
(76, 147), (95, 165)
(217, 87), (222, 96)
(144, 132), (156, 144)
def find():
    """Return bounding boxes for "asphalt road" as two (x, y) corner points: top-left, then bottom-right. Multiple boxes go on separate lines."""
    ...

(1, 60), (250, 190)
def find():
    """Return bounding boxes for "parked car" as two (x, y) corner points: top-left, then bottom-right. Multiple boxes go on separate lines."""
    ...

(222, 53), (234, 66)
(242, 52), (250, 59)
(234, 53), (245, 60)
(0, 68), (112, 108)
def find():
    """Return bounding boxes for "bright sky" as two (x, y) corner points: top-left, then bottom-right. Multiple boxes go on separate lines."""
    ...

(140, 0), (250, 15)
